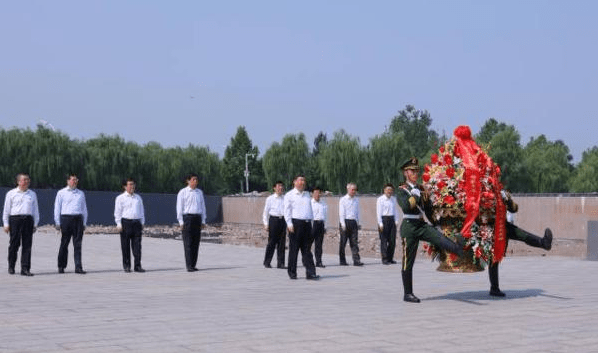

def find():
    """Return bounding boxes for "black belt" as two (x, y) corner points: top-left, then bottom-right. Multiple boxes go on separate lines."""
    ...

(313, 220), (325, 223)
(122, 218), (142, 222)
(183, 213), (202, 217)
(269, 215), (284, 220)
(61, 214), (82, 218)
(292, 218), (311, 223)
(382, 216), (395, 220)
(9, 215), (32, 219)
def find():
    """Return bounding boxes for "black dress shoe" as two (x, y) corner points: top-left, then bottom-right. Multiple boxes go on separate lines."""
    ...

(75, 268), (87, 274)
(306, 274), (320, 280)
(316, 263), (326, 268)
(354, 261), (364, 266)
(264, 263), (272, 268)
(277, 265), (287, 269)
(20, 270), (34, 277)
(8, 268), (15, 275)
(339, 262), (349, 266)
(58, 267), (65, 274)
(404, 293), (420, 303)
(382, 261), (390, 265)
(390, 260), (397, 264)
(124, 267), (131, 273)
(489, 287), (506, 297)
(187, 267), (199, 272)
(134, 267), (146, 273)
(289, 274), (297, 279)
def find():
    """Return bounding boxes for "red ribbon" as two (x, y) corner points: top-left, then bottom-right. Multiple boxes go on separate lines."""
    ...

(453, 126), (507, 263)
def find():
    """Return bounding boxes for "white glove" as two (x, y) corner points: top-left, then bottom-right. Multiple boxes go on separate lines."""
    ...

(500, 190), (507, 200)
(410, 188), (421, 197)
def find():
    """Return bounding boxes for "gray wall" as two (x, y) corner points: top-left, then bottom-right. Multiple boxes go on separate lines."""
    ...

(223, 194), (598, 242)
(0, 187), (222, 226)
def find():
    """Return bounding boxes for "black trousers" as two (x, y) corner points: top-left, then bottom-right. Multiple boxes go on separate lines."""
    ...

(57, 215), (84, 269)
(264, 216), (286, 267)
(287, 219), (316, 278)
(339, 219), (360, 264)
(312, 220), (325, 264)
(120, 218), (143, 269)
(379, 216), (397, 263)
(8, 215), (34, 270)
(182, 214), (202, 269)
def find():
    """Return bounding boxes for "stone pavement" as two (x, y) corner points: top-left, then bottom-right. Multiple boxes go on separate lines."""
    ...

(1, 231), (597, 353)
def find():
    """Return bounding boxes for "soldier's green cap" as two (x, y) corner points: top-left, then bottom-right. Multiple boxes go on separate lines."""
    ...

(401, 157), (420, 171)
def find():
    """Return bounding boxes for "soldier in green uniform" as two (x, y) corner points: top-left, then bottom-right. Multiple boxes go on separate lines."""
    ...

(397, 157), (464, 303)
(488, 190), (553, 297)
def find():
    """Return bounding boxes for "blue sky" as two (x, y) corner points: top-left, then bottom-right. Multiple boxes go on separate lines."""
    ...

(1, 1), (597, 162)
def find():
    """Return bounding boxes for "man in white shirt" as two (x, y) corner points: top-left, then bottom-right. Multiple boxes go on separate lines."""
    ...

(114, 178), (145, 273)
(339, 182), (363, 266)
(311, 186), (327, 268)
(376, 183), (400, 265)
(262, 181), (286, 269)
(54, 173), (88, 274)
(284, 175), (319, 280)
(176, 173), (207, 272)
(3, 173), (39, 276)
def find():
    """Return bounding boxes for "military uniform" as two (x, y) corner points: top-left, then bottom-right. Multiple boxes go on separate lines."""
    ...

(397, 157), (463, 303)
(488, 191), (553, 296)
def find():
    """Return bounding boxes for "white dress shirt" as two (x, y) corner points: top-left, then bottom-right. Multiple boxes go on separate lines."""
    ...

(311, 198), (327, 222)
(54, 187), (88, 226)
(262, 193), (284, 226)
(339, 194), (359, 228)
(376, 194), (400, 227)
(176, 186), (207, 226)
(114, 192), (145, 227)
(2, 188), (40, 227)
(284, 188), (313, 227)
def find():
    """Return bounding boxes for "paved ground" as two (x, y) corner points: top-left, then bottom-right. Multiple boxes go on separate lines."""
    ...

(1, 231), (597, 353)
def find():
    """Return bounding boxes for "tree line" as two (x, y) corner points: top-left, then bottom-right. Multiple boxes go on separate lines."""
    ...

(2, 105), (597, 194)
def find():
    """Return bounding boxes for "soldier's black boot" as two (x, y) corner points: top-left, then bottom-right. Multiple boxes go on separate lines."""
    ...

(488, 263), (505, 297)
(402, 270), (420, 303)
(542, 228), (553, 251)
(523, 228), (553, 251)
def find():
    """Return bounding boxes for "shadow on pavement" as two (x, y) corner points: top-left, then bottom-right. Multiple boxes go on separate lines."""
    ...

(423, 288), (572, 305)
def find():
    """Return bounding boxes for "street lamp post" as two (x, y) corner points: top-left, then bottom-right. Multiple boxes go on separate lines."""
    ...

(244, 153), (255, 193)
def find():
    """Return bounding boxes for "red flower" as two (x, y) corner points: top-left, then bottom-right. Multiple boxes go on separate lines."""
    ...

(439, 145), (445, 153)
(422, 173), (430, 182)
(443, 154), (453, 165)
(436, 180), (446, 190)
(444, 195), (455, 205)
(475, 246), (482, 259)
(424, 165), (431, 173)
(431, 154), (439, 164)
(448, 253), (459, 262)
(446, 167), (455, 178)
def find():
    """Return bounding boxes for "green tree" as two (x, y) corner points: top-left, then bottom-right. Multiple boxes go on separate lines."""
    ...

(522, 135), (573, 193)
(316, 130), (363, 194)
(262, 133), (310, 188)
(222, 126), (260, 194)
(475, 119), (529, 192)
(570, 146), (598, 193)
(362, 132), (409, 193)
(389, 104), (439, 159)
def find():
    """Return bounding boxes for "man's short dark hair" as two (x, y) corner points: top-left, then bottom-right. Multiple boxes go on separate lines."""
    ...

(293, 174), (306, 181)
(312, 186), (322, 192)
(383, 183), (395, 190)
(273, 180), (284, 187)
(122, 177), (136, 187)
(186, 173), (199, 181)
(67, 173), (78, 180)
